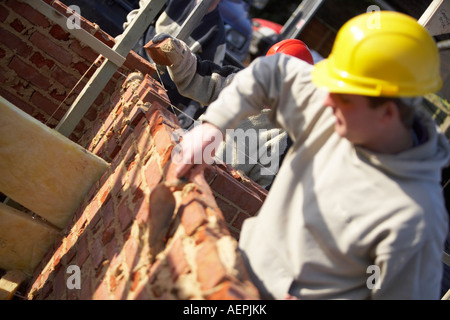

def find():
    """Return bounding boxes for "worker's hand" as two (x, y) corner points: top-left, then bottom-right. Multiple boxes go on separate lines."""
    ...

(148, 33), (195, 69)
(173, 122), (223, 178)
(152, 33), (174, 44)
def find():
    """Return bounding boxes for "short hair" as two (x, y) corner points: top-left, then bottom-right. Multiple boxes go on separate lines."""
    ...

(366, 96), (422, 129)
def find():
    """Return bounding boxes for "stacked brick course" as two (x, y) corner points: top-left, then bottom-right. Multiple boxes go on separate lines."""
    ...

(1, 0), (268, 300)
(25, 73), (261, 300)
(0, 0), (154, 141)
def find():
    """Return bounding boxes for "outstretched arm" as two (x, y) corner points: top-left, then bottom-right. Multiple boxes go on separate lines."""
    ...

(147, 34), (240, 106)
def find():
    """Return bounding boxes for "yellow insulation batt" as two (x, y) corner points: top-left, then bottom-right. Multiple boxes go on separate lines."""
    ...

(0, 202), (59, 275)
(0, 96), (109, 229)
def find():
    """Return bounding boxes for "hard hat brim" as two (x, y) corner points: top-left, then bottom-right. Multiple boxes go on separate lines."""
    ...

(312, 58), (389, 97)
(312, 57), (443, 97)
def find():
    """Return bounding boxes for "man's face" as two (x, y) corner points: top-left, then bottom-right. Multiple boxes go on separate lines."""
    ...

(324, 93), (385, 147)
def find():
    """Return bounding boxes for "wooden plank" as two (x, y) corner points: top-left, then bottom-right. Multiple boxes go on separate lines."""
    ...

(172, 0), (216, 41)
(0, 203), (59, 276)
(418, 0), (450, 36)
(0, 270), (28, 300)
(0, 96), (109, 229)
(55, 0), (167, 137)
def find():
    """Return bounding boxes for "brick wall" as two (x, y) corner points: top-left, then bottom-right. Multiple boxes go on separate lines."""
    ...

(0, 0), (155, 142)
(25, 73), (263, 300)
(0, 0), (268, 299)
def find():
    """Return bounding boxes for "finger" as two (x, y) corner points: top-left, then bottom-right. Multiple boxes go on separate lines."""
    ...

(152, 33), (172, 44)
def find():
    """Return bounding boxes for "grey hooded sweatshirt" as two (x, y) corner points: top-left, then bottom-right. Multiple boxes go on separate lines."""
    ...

(201, 53), (450, 299)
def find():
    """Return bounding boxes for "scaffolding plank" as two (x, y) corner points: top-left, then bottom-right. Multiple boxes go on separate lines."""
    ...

(418, 0), (450, 35)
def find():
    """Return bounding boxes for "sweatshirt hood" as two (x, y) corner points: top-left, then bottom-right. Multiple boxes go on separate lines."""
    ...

(355, 109), (450, 183)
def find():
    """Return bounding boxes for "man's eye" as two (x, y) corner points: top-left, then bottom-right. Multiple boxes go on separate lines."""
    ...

(336, 94), (350, 103)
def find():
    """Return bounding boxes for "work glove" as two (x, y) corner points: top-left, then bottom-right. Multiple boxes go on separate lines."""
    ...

(146, 33), (195, 68)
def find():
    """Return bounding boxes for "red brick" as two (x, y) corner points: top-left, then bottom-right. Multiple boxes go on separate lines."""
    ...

(102, 227), (115, 246)
(127, 106), (146, 128)
(53, 265), (66, 299)
(77, 234), (89, 267)
(119, 133), (137, 166)
(31, 91), (64, 120)
(210, 172), (264, 214)
(127, 159), (143, 195)
(130, 270), (141, 292)
(38, 281), (53, 300)
(10, 18), (25, 32)
(49, 88), (67, 102)
(0, 4), (9, 22)
(72, 61), (91, 77)
(80, 276), (92, 299)
(102, 198), (115, 229)
(69, 39), (99, 63)
(196, 240), (227, 291)
(103, 77), (120, 95)
(94, 30), (115, 46)
(0, 28), (32, 57)
(49, 24), (70, 41)
(135, 119), (152, 156)
(30, 31), (73, 65)
(92, 137), (106, 158)
(105, 135), (121, 160)
(109, 166), (125, 196)
(50, 65), (79, 90)
(166, 238), (190, 281)
(231, 211), (251, 231)
(153, 126), (175, 166)
(9, 56), (51, 90)
(117, 196), (133, 232)
(123, 51), (156, 77)
(124, 236), (139, 270)
(7, 0), (50, 27)
(180, 195), (208, 236)
(207, 281), (254, 300)
(91, 237), (105, 270)
(143, 156), (163, 190)
(133, 284), (151, 300)
(134, 190), (150, 224)
(106, 236), (120, 261)
(214, 196), (239, 226)
(0, 88), (34, 115)
(93, 279), (111, 300)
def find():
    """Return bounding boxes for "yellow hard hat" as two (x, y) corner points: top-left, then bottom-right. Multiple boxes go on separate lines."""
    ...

(312, 11), (442, 97)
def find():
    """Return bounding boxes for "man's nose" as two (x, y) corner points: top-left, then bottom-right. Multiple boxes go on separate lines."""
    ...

(323, 93), (335, 108)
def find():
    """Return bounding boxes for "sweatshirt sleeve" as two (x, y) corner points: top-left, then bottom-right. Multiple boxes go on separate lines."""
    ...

(167, 52), (240, 106)
(201, 54), (328, 139)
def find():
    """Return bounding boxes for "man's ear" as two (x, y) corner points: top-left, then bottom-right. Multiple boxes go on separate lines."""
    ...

(380, 100), (398, 124)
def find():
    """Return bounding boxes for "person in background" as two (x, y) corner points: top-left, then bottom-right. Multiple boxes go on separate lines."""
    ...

(122, 0), (226, 112)
(173, 11), (450, 299)
(149, 34), (314, 188)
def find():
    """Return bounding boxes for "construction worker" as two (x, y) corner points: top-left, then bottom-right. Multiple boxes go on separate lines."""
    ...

(174, 11), (450, 299)
(123, 0), (226, 111)
(150, 34), (314, 188)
